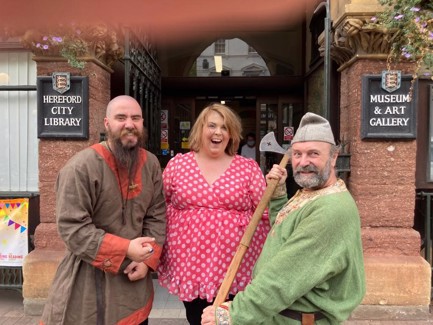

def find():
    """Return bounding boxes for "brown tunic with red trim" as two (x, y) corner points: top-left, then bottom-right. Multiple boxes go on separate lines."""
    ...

(40, 143), (166, 325)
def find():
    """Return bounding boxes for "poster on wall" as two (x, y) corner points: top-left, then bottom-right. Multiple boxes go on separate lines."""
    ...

(0, 198), (29, 267)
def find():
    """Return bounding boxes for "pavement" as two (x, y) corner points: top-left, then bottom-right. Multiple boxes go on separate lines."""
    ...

(0, 279), (188, 325)
(1, 281), (433, 325)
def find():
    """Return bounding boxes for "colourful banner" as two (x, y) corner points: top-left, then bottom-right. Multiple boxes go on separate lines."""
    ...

(0, 198), (29, 266)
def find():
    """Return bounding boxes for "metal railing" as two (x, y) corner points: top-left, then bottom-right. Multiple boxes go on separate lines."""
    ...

(0, 267), (23, 291)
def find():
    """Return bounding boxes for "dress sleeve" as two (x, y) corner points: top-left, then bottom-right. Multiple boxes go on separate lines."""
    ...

(55, 160), (129, 275)
(247, 159), (269, 220)
(162, 153), (181, 204)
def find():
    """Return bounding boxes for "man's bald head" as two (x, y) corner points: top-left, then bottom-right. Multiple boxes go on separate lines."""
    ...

(106, 95), (141, 118)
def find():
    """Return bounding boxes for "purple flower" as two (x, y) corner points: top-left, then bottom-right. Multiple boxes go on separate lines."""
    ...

(42, 36), (48, 41)
(42, 44), (49, 50)
(410, 7), (420, 12)
(415, 17), (420, 23)
(35, 43), (41, 48)
(371, 16), (377, 22)
(51, 36), (63, 43)
(404, 52), (411, 58)
(429, 32), (433, 40)
(424, 72), (432, 76)
(394, 14), (404, 20)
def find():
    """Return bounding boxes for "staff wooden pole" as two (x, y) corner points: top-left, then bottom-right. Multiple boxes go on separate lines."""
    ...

(213, 152), (290, 307)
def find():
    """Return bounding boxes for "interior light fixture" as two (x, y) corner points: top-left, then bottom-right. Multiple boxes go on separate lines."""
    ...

(0, 72), (9, 85)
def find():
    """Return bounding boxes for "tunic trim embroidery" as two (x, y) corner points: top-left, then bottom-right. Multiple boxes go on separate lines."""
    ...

(216, 302), (232, 325)
(91, 143), (146, 200)
(91, 233), (129, 274)
(274, 179), (347, 225)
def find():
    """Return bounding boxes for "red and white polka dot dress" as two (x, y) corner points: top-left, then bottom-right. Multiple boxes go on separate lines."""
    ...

(157, 152), (270, 302)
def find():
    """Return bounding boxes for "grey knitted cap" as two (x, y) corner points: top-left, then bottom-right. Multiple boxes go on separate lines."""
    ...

(292, 112), (335, 145)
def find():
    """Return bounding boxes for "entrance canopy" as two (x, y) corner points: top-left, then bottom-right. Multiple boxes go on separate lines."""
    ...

(2, 0), (315, 45)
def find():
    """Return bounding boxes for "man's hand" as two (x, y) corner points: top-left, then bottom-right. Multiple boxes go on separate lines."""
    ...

(266, 164), (288, 185)
(127, 237), (155, 262)
(124, 261), (149, 281)
(201, 306), (216, 325)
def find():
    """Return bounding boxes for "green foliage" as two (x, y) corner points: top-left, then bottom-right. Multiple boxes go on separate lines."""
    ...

(21, 27), (89, 69)
(59, 37), (88, 69)
(371, 0), (433, 78)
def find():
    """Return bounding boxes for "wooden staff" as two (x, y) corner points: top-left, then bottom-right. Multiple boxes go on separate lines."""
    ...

(213, 145), (290, 306)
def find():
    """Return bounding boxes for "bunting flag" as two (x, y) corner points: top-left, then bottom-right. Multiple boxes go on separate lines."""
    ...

(0, 198), (29, 266)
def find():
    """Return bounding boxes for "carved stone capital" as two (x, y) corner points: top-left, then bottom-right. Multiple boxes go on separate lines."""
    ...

(319, 15), (398, 66)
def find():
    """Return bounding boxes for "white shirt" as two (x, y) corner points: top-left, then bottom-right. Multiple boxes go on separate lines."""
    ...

(241, 144), (256, 160)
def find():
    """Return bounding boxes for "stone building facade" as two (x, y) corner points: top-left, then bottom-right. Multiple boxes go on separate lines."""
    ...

(0, 0), (430, 320)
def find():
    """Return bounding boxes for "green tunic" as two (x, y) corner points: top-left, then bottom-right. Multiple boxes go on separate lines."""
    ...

(229, 179), (365, 324)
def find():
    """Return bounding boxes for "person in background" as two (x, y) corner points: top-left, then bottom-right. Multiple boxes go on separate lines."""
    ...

(202, 112), (365, 325)
(41, 95), (166, 325)
(240, 132), (256, 160)
(158, 103), (270, 325)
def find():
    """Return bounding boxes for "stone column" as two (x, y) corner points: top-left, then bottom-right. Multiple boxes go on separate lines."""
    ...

(328, 2), (431, 319)
(22, 56), (112, 315)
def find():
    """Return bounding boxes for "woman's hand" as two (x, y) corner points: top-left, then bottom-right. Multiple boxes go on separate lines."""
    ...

(265, 164), (288, 185)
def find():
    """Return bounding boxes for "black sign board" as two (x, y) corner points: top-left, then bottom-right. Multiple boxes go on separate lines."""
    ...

(37, 73), (89, 139)
(361, 74), (417, 139)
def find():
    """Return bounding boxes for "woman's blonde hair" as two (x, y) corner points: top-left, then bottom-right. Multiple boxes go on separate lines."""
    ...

(188, 103), (242, 156)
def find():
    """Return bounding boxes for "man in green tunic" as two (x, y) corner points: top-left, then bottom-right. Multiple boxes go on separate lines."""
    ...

(202, 112), (365, 325)
(41, 95), (166, 325)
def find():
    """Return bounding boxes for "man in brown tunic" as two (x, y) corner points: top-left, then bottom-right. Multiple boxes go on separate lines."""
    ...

(41, 95), (166, 325)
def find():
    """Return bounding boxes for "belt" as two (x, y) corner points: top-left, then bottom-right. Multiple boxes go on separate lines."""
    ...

(279, 309), (325, 325)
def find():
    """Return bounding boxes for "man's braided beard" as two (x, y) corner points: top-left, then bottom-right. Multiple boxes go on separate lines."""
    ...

(107, 128), (144, 170)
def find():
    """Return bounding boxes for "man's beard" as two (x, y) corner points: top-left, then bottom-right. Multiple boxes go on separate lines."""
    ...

(108, 128), (144, 170)
(293, 157), (332, 190)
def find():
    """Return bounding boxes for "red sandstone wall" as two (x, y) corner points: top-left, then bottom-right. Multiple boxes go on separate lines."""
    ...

(34, 59), (111, 250)
(340, 60), (421, 257)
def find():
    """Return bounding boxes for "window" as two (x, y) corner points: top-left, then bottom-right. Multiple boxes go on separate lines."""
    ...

(0, 51), (38, 192)
(309, 1), (326, 67)
(202, 59), (209, 69)
(214, 39), (226, 55)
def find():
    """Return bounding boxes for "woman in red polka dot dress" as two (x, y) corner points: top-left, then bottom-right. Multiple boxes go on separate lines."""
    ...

(157, 103), (270, 325)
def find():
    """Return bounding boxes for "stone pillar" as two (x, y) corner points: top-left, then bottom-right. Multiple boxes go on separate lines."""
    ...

(22, 57), (112, 315)
(329, 2), (431, 319)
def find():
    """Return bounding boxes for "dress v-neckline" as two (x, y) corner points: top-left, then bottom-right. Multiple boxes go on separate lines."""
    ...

(193, 152), (235, 186)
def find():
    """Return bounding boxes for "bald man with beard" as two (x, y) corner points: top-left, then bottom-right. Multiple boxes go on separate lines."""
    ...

(41, 95), (166, 325)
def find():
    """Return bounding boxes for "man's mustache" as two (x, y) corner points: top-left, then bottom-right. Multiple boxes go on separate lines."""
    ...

(121, 129), (140, 137)
(294, 165), (318, 174)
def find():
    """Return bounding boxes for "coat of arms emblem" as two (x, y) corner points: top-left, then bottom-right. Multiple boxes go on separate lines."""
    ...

(52, 72), (71, 94)
(381, 70), (401, 93)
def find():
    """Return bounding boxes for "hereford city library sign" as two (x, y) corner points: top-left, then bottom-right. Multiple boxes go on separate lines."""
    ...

(37, 72), (89, 139)
(361, 72), (417, 139)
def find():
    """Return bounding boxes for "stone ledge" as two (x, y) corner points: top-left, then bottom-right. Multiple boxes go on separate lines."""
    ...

(349, 305), (431, 321)
(363, 255), (431, 306)
(22, 249), (64, 316)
